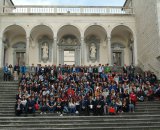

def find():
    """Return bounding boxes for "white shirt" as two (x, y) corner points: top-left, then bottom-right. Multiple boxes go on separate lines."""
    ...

(98, 66), (104, 73)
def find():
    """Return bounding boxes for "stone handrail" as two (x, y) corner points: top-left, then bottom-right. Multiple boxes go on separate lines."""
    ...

(1, 5), (134, 15)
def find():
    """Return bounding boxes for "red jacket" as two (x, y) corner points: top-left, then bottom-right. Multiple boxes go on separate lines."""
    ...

(130, 93), (137, 103)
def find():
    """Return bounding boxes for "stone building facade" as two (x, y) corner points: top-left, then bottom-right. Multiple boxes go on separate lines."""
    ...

(0, 0), (160, 78)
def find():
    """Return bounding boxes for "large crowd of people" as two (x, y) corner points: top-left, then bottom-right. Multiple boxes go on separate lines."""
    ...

(3, 63), (159, 116)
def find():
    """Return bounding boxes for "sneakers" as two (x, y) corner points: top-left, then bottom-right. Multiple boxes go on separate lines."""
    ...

(40, 112), (47, 114)
(60, 114), (63, 116)
(75, 111), (79, 114)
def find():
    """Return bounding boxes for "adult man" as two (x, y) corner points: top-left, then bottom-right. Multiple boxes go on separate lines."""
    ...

(94, 96), (104, 115)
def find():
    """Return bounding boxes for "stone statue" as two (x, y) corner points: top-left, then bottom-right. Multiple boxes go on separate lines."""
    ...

(90, 43), (96, 59)
(41, 43), (48, 59)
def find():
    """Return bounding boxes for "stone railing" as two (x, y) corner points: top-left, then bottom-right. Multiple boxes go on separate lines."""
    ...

(1, 5), (134, 15)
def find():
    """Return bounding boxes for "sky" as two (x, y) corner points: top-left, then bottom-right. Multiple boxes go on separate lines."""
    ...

(12, 0), (126, 6)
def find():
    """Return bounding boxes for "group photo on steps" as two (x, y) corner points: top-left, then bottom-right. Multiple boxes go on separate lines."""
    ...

(7, 63), (159, 116)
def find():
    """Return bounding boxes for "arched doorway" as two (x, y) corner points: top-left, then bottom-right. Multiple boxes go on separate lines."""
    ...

(12, 42), (26, 66)
(111, 43), (125, 66)
(3, 25), (26, 66)
(111, 25), (134, 66)
(57, 25), (81, 65)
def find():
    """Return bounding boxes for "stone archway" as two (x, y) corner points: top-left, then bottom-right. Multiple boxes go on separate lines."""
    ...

(57, 25), (81, 65)
(3, 25), (26, 66)
(30, 25), (53, 65)
(84, 25), (107, 64)
(111, 25), (134, 66)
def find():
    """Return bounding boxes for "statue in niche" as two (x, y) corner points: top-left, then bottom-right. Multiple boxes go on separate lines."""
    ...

(41, 42), (49, 59)
(90, 43), (96, 59)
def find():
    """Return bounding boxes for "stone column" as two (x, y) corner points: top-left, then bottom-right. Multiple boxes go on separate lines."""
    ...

(26, 37), (30, 66)
(0, 36), (4, 68)
(53, 37), (57, 65)
(133, 37), (138, 66)
(107, 36), (112, 65)
(81, 37), (85, 65)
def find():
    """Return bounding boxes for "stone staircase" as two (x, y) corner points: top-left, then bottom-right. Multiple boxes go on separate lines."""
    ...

(0, 82), (160, 130)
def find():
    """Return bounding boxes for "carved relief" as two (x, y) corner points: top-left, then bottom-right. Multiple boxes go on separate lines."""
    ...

(58, 35), (79, 46)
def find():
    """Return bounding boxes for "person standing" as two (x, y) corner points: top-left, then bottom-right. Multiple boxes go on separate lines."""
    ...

(14, 64), (20, 81)
(20, 64), (27, 75)
(30, 64), (36, 75)
(3, 63), (9, 81)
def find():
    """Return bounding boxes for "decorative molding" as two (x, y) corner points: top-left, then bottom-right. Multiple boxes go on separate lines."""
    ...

(12, 42), (26, 49)
(58, 35), (80, 46)
(111, 43), (125, 50)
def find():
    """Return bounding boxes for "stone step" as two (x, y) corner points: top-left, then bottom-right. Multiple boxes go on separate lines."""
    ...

(0, 95), (17, 97)
(0, 95), (16, 97)
(0, 106), (160, 112)
(137, 102), (160, 105)
(136, 108), (160, 111)
(0, 91), (17, 93)
(0, 85), (18, 87)
(1, 109), (159, 113)
(0, 94), (16, 95)
(0, 100), (16, 103)
(0, 98), (16, 100)
(137, 104), (160, 106)
(136, 110), (160, 112)
(0, 123), (160, 129)
(8, 127), (160, 130)
(0, 118), (160, 122)
(0, 115), (160, 119)
(0, 112), (160, 116)
(0, 88), (18, 90)
(136, 106), (160, 109)
(0, 82), (18, 84)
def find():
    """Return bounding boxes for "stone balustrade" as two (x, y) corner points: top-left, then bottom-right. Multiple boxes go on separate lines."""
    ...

(1, 5), (133, 15)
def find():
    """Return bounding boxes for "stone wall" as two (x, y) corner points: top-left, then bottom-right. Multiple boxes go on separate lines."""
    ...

(133, 0), (160, 78)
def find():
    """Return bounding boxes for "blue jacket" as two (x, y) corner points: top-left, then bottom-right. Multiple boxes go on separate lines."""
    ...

(21, 66), (27, 74)
(3, 66), (8, 73)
